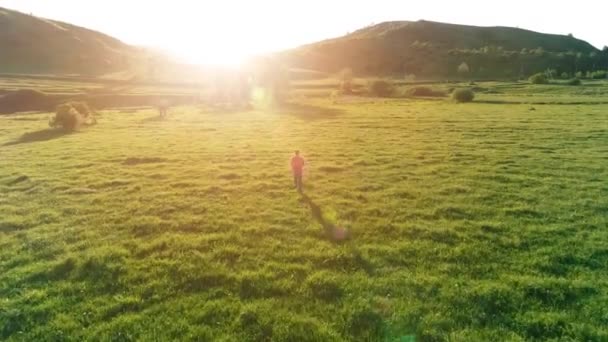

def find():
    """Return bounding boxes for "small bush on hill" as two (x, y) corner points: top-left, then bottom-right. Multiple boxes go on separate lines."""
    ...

(529, 73), (548, 84)
(404, 86), (446, 98)
(368, 79), (395, 97)
(49, 101), (95, 132)
(452, 88), (475, 102)
(591, 70), (607, 79)
(561, 72), (569, 79)
(566, 78), (582, 86)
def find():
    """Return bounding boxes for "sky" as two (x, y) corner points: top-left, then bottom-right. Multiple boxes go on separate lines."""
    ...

(1, 0), (606, 66)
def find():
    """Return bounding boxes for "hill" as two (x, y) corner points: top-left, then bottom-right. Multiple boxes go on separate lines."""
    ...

(0, 7), (135, 75)
(283, 20), (607, 78)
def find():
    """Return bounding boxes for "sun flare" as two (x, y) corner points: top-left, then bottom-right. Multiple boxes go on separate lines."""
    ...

(172, 45), (253, 68)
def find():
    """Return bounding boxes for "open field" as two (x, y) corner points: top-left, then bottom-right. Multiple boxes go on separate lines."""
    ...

(1, 83), (608, 341)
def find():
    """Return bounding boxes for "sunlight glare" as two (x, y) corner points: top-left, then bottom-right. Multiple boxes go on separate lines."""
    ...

(172, 46), (251, 68)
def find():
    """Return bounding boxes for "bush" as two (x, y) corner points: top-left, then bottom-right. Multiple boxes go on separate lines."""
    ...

(70, 101), (92, 118)
(529, 73), (548, 84)
(561, 72), (569, 79)
(591, 70), (607, 79)
(49, 101), (95, 131)
(452, 88), (475, 103)
(566, 78), (582, 86)
(368, 79), (395, 97)
(404, 86), (446, 98)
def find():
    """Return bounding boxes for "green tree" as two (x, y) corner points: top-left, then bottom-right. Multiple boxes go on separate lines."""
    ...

(457, 62), (470, 78)
(529, 73), (548, 84)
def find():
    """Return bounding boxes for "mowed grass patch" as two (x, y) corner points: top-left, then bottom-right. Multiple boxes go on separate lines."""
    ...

(0, 92), (607, 340)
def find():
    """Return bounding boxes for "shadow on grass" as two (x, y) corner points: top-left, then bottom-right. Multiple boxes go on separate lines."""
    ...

(3, 128), (68, 146)
(141, 115), (167, 123)
(300, 193), (336, 237)
(277, 102), (343, 121)
(300, 193), (353, 244)
(300, 193), (374, 274)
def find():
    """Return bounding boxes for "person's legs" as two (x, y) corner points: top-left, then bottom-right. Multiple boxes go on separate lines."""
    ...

(296, 174), (303, 192)
(293, 172), (302, 191)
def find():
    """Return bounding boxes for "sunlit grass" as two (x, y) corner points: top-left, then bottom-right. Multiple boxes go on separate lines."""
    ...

(1, 90), (607, 340)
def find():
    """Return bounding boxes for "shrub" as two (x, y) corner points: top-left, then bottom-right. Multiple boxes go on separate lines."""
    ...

(591, 70), (607, 79)
(452, 88), (475, 103)
(529, 73), (548, 84)
(561, 72), (569, 79)
(368, 79), (395, 97)
(566, 78), (582, 86)
(404, 86), (446, 98)
(69, 101), (92, 118)
(49, 101), (95, 132)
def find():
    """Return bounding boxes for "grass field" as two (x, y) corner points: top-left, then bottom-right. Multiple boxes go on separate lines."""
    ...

(1, 83), (608, 341)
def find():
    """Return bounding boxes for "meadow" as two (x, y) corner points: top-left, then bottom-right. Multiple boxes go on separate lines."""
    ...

(1, 81), (607, 341)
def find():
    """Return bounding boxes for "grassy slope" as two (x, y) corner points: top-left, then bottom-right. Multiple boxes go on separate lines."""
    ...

(346, 21), (597, 52)
(0, 7), (132, 75)
(1, 87), (608, 341)
(284, 20), (602, 76)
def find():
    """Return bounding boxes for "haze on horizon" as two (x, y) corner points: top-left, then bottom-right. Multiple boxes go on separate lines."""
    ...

(2, 0), (607, 66)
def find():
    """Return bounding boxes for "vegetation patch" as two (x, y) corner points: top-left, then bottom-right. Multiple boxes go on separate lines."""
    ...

(49, 101), (96, 132)
(404, 86), (447, 98)
(304, 271), (343, 301)
(0, 89), (56, 114)
(529, 73), (549, 84)
(452, 88), (475, 102)
(368, 79), (395, 97)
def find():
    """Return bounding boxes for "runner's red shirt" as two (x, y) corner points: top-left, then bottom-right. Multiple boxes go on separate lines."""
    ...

(291, 156), (305, 174)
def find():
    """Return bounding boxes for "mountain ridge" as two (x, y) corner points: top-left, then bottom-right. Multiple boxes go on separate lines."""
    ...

(283, 20), (605, 78)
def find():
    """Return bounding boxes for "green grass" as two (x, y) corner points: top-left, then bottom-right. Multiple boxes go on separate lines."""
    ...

(1, 87), (607, 340)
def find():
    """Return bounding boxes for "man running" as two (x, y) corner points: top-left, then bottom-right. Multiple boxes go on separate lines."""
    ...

(291, 150), (305, 192)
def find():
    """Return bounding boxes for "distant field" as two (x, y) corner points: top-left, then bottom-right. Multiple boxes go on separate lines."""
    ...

(1, 83), (607, 340)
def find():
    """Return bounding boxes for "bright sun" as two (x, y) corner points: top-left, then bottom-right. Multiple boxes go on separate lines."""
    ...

(143, 2), (286, 68)
(172, 45), (253, 68)
(160, 18), (270, 68)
